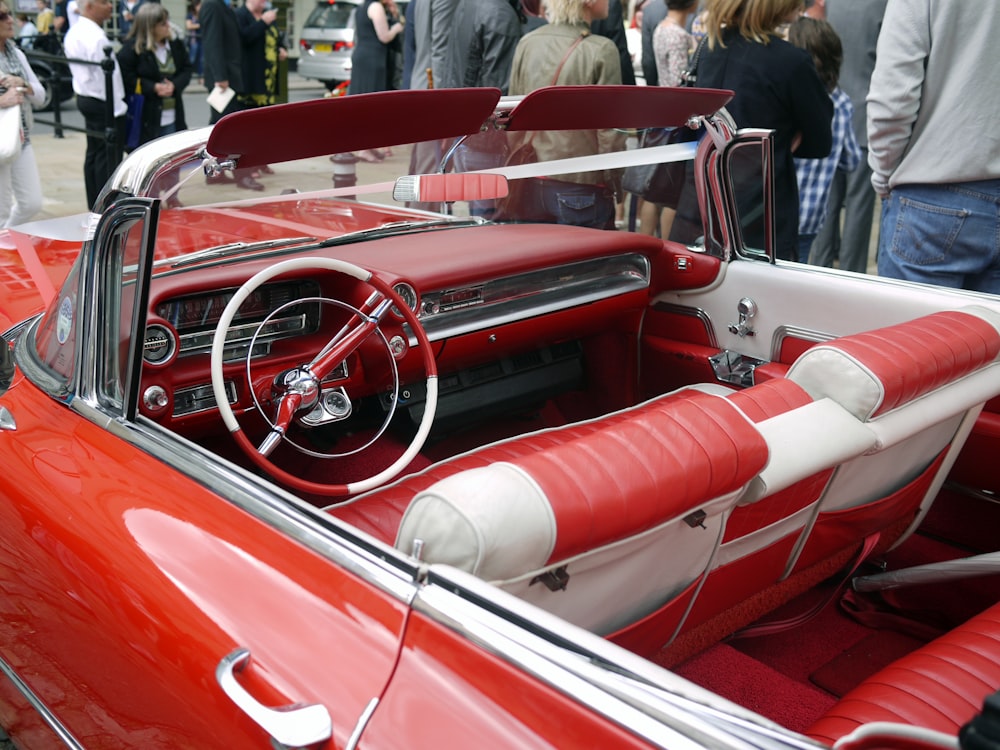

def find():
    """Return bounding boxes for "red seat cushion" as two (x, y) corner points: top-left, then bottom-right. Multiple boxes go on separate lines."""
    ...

(807, 602), (1000, 744)
(331, 389), (768, 550)
(789, 310), (1000, 420)
(727, 377), (813, 423)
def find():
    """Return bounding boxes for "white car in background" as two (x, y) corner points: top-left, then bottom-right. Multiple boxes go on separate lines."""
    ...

(297, 0), (407, 91)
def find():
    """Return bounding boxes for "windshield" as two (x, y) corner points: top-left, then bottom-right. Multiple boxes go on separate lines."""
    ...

(102, 87), (738, 269)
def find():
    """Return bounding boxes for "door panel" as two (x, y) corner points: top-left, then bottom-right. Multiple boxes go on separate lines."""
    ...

(643, 259), (1000, 397)
(362, 608), (655, 749)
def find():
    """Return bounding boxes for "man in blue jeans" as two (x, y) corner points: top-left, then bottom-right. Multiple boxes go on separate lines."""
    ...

(867, 1), (1000, 294)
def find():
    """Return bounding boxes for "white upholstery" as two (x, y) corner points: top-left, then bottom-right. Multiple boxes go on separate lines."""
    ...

(396, 462), (556, 581)
(741, 398), (877, 503)
(397, 461), (746, 635)
(783, 306), (1000, 571)
(863, 367), (997, 451)
(786, 348), (883, 421)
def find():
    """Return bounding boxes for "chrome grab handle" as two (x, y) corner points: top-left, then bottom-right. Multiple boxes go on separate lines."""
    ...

(216, 648), (332, 748)
(728, 296), (758, 338)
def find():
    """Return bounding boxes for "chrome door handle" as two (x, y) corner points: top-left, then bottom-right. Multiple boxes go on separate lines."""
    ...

(217, 648), (332, 748)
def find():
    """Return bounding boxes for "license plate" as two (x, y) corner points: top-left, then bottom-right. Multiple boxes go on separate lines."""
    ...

(313, 43), (332, 52)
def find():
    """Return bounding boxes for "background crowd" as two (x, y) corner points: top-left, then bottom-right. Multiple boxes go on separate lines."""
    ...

(1, 0), (998, 293)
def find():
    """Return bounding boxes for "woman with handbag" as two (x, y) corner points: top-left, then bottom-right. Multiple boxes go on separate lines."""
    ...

(629, 0), (699, 237)
(506, 0), (625, 229)
(118, 3), (193, 206)
(0, 1), (46, 228)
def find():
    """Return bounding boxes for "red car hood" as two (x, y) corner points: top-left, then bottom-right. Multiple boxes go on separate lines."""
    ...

(0, 227), (83, 330)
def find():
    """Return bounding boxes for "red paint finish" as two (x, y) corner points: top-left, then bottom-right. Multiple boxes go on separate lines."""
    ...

(0, 231), (82, 329)
(0, 377), (410, 748)
(363, 609), (656, 749)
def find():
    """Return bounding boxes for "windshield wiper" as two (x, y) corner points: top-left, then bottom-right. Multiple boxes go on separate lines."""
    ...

(318, 217), (486, 248)
(163, 235), (319, 269)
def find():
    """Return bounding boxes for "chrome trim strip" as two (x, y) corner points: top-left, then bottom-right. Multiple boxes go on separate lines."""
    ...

(768, 325), (835, 362)
(1, 313), (40, 342)
(409, 254), (650, 345)
(345, 698), (379, 750)
(0, 653), (84, 749)
(103, 128), (213, 209)
(412, 572), (819, 750)
(649, 302), (720, 350)
(176, 313), (308, 357)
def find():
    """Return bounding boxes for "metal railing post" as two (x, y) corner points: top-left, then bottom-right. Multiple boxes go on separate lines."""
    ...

(101, 46), (117, 170)
(49, 67), (64, 138)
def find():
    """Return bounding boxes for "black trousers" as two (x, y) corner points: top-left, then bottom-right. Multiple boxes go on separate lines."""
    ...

(76, 96), (125, 210)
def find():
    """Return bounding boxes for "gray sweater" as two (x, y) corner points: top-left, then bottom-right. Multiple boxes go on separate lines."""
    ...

(867, 0), (1000, 195)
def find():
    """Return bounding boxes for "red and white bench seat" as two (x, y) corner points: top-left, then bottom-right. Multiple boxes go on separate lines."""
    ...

(808, 601), (1000, 746)
(333, 389), (768, 637)
(785, 306), (1000, 573)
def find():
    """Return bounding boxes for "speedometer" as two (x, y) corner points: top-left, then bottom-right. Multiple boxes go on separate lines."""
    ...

(391, 282), (418, 318)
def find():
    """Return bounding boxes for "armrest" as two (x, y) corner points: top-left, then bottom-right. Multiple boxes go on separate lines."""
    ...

(741, 398), (877, 504)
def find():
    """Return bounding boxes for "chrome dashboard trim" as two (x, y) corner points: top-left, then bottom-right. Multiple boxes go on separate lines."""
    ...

(173, 380), (238, 417)
(177, 313), (310, 358)
(409, 254), (650, 344)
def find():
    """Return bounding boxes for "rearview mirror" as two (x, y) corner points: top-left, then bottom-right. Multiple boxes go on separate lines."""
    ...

(392, 173), (509, 204)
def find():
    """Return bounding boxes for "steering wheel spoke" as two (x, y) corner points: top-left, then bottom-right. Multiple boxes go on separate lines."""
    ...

(308, 294), (394, 381)
(258, 390), (304, 456)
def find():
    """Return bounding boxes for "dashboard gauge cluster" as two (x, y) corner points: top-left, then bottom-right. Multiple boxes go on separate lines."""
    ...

(145, 279), (323, 364)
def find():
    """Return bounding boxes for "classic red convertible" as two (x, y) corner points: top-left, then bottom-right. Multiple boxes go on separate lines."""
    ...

(1, 86), (999, 749)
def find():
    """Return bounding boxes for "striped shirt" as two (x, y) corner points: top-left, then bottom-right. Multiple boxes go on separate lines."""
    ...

(795, 86), (861, 235)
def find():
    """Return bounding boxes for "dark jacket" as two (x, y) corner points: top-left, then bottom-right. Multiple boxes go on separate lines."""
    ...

(640, 0), (667, 85)
(458, 0), (522, 93)
(590, 0), (635, 85)
(199, 0), (243, 91)
(696, 29), (832, 259)
(235, 5), (286, 97)
(118, 38), (193, 145)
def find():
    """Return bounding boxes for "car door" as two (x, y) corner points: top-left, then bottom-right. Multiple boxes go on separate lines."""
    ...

(0, 201), (413, 749)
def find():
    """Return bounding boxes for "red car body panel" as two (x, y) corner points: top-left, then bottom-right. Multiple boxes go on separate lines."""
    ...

(0, 233), (81, 329)
(0, 378), (410, 747)
(363, 609), (655, 749)
(4, 84), (1000, 750)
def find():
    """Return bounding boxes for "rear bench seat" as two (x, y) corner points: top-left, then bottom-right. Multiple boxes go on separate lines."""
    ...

(332, 389), (769, 636)
(807, 600), (1000, 745)
(784, 306), (1000, 574)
